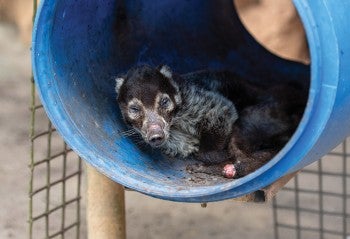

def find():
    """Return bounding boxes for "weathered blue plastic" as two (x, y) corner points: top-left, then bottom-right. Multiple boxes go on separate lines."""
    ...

(32, 0), (350, 202)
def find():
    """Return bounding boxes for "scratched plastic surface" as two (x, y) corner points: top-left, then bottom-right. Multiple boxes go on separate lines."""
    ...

(32, 0), (350, 202)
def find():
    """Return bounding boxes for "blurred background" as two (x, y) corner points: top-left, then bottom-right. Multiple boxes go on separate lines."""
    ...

(0, 0), (348, 239)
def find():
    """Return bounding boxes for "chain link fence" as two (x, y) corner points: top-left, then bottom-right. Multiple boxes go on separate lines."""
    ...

(28, 1), (84, 238)
(273, 138), (350, 239)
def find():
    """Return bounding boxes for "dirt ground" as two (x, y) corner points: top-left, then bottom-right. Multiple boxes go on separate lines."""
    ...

(0, 22), (275, 239)
(0, 23), (33, 239)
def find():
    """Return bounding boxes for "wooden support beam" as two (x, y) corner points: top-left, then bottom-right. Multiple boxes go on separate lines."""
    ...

(86, 164), (126, 239)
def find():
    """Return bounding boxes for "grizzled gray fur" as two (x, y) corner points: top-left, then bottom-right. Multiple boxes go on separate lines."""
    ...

(162, 83), (238, 157)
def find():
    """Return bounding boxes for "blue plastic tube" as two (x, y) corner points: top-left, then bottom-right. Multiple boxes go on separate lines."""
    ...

(32, 0), (350, 202)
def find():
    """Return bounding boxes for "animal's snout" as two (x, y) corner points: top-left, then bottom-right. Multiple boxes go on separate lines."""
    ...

(147, 124), (165, 147)
(149, 134), (165, 146)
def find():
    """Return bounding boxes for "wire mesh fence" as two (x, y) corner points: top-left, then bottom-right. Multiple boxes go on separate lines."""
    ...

(273, 138), (350, 239)
(29, 77), (83, 239)
(28, 2), (84, 238)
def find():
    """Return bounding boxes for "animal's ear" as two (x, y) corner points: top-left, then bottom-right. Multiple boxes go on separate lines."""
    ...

(158, 65), (172, 79)
(115, 77), (125, 94)
(157, 65), (182, 105)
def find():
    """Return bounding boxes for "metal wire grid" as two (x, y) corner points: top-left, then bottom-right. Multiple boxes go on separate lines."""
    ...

(273, 138), (350, 239)
(28, 113), (83, 239)
(28, 2), (83, 238)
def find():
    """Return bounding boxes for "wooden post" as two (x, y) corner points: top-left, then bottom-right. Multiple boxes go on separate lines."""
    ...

(86, 164), (126, 239)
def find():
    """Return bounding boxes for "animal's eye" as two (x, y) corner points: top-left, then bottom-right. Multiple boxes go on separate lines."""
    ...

(160, 97), (170, 108)
(129, 105), (141, 114)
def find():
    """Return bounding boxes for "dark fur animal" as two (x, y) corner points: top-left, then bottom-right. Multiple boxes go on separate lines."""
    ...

(115, 65), (238, 159)
(184, 70), (307, 178)
(115, 65), (307, 179)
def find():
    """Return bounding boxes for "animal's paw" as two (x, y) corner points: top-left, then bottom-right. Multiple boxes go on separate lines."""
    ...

(222, 164), (236, 178)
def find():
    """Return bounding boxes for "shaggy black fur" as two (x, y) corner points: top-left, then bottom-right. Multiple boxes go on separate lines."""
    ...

(115, 65), (308, 179)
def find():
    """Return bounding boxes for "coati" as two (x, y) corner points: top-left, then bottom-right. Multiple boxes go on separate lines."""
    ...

(115, 65), (238, 159)
(115, 65), (307, 179)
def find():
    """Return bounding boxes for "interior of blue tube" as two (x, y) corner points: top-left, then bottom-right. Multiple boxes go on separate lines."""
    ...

(48, 0), (310, 189)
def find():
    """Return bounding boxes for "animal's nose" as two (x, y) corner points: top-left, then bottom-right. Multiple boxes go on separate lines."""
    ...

(147, 124), (165, 147)
(149, 134), (165, 146)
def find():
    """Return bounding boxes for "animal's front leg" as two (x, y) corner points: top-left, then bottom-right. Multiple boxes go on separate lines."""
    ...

(224, 137), (275, 179)
(188, 150), (233, 177)
(189, 144), (273, 179)
(197, 150), (230, 164)
(188, 133), (235, 177)
(196, 129), (231, 164)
